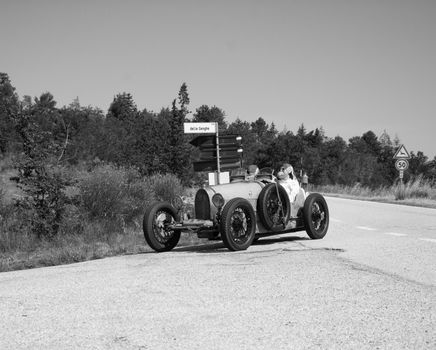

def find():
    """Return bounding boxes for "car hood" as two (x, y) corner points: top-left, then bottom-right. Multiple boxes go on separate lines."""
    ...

(207, 181), (265, 201)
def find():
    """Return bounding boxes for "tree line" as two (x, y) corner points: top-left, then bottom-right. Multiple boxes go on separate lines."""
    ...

(1, 72), (435, 189)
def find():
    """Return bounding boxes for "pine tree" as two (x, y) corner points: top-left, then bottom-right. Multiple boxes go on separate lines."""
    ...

(167, 83), (192, 182)
(0, 73), (20, 153)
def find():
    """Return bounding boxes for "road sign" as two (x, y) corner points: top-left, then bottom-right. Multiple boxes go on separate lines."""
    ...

(393, 144), (411, 159)
(193, 158), (240, 172)
(190, 134), (243, 171)
(183, 122), (216, 134)
(395, 159), (409, 171)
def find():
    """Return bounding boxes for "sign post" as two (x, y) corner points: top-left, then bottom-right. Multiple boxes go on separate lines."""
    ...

(393, 144), (410, 184)
(215, 122), (220, 179)
(185, 122), (242, 185)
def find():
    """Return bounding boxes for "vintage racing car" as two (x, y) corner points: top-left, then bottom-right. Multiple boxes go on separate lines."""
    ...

(143, 168), (329, 252)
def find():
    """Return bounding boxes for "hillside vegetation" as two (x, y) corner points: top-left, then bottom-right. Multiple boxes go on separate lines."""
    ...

(1, 72), (435, 271)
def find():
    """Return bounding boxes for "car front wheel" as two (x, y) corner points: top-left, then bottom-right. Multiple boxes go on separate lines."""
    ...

(143, 202), (181, 252)
(303, 193), (329, 239)
(220, 198), (256, 251)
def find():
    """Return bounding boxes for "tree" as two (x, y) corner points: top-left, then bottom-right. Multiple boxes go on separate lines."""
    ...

(128, 108), (172, 175)
(34, 92), (57, 110)
(227, 118), (256, 166)
(377, 130), (396, 185)
(251, 117), (268, 142)
(59, 105), (105, 164)
(317, 136), (347, 184)
(250, 120), (278, 168)
(167, 83), (192, 182)
(103, 93), (139, 165)
(305, 128), (324, 148)
(409, 151), (428, 178)
(361, 130), (381, 156)
(192, 105), (227, 130)
(107, 92), (138, 121)
(259, 131), (301, 170)
(345, 131), (386, 186)
(13, 99), (70, 238)
(0, 73), (20, 153)
(297, 123), (307, 138)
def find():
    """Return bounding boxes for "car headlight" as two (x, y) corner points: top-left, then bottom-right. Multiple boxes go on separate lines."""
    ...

(212, 193), (225, 209)
(172, 195), (184, 210)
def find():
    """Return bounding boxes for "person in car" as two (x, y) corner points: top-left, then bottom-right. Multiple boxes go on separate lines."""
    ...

(246, 164), (259, 180)
(277, 163), (300, 203)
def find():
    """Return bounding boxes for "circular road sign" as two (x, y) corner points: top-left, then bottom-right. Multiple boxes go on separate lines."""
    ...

(395, 159), (409, 171)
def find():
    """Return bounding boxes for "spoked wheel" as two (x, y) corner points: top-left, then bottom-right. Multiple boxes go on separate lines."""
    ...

(257, 183), (290, 231)
(143, 202), (181, 252)
(220, 198), (256, 251)
(303, 193), (329, 239)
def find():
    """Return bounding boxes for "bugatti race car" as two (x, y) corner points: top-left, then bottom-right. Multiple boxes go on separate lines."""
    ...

(143, 168), (329, 252)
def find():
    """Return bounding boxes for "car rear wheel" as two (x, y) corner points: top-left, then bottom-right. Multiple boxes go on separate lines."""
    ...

(303, 193), (329, 239)
(257, 183), (290, 232)
(220, 198), (256, 251)
(143, 202), (181, 252)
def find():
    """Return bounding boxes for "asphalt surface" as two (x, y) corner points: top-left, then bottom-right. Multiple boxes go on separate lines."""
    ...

(0, 197), (435, 349)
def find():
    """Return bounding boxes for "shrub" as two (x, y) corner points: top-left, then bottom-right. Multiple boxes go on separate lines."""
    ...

(77, 164), (154, 225)
(393, 183), (406, 200)
(57, 203), (85, 236)
(0, 153), (15, 173)
(146, 173), (184, 203)
(393, 176), (432, 200)
(407, 176), (431, 199)
(78, 164), (127, 219)
(0, 201), (35, 253)
(12, 156), (71, 239)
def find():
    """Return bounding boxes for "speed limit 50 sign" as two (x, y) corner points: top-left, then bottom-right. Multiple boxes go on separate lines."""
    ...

(395, 159), (409, 171)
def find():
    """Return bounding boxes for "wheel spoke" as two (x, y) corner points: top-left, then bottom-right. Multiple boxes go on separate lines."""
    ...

(230, 208), (251, 242)
(153, 210), (175, 243)
(266, 192), (284, 225)
(311, 202), (326, 231)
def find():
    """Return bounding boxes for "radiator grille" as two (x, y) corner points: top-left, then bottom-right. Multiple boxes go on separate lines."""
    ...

(195, 189), (210, 220)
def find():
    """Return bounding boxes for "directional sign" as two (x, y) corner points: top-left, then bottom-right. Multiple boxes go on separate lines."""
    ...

(395, 159), (409, 171)
(183, 122), (216, 134)
(393, 144), (411, 159)
(190, 134), (243, 172)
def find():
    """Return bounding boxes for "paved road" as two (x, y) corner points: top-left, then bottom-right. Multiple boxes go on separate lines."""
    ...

(0, 197), (435, 349)
(308, 197), (436, 286)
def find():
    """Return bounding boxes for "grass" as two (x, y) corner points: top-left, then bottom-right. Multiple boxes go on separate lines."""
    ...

(314, 176), (436, 209)
(0, 226), (204, 272)
(0, 163), (203, 273)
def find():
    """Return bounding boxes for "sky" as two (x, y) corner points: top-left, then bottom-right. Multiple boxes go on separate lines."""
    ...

(1, 0), (435, 159)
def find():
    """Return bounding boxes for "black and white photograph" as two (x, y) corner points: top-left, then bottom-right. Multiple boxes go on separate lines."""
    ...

(1, 0), (435, 349)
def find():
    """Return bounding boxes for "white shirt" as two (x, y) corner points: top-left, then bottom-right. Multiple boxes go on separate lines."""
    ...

(278, 177), (300, 203)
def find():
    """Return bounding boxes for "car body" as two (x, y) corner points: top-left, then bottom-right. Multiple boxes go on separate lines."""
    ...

(143, 168), (329, 252)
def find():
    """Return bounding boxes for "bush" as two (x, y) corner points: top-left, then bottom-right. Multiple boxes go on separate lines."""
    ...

(393, 176), (432, 200)
(0, 201), (35, 253)
(57, 204), (85, 236)
(78, 164), (126, 219)
(393, 183), (406, 200)
(146, 173), (184, 203)
(77, 164), (154, 225)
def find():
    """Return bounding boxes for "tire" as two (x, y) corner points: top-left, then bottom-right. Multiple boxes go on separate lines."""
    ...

(143, 202), (181, 252)
(257, 183), (290, 232)
(220, 198), (256, 251)
(303, 193), (329, 239)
